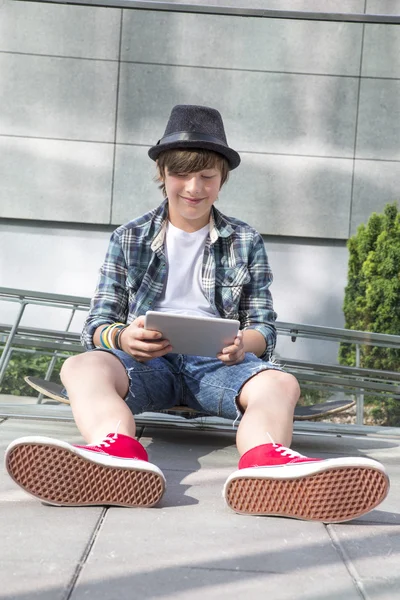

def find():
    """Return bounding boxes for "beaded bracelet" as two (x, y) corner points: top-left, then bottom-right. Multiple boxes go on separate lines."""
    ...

(108, 323), (125, 349)
(114, 325), (128, 351)
(99, 324), (111, 349)
(111, 323), (126, 349)
(98, 323), (125, 349)
(106, 324), (116, 349)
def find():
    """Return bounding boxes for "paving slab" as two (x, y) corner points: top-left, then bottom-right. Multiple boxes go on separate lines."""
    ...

(328, 523), (400, 600)
(0, 419), (103, 600)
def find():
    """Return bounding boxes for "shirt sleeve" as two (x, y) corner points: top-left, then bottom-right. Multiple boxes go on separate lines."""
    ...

(239, 231), (277, 360)
(81, 230), (129, 350)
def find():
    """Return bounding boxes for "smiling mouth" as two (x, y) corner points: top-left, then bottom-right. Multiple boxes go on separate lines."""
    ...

(181, 196), (205, 204)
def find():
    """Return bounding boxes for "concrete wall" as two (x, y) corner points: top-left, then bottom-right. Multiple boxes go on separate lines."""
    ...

(1, 0), (399, 362)
(1, 0), (399, 235)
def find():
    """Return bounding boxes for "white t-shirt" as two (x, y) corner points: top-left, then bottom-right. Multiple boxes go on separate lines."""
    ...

(154, 221), (218, 317)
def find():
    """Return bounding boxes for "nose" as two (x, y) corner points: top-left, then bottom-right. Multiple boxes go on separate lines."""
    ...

(185, 174), (202, 196)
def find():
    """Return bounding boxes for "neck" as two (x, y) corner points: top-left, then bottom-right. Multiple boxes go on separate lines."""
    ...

(167, 210), (211, 233)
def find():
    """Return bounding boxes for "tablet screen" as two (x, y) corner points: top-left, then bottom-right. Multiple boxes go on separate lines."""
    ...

(145, 311), (240, 357)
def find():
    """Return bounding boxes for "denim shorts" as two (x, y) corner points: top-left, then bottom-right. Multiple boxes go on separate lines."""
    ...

(93, 349), (282, 421)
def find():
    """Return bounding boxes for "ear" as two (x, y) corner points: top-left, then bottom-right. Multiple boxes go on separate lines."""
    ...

(156, 160), (163, 175)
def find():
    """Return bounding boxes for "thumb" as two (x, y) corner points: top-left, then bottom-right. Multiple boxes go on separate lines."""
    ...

(235, 330), (243, 344)
(135, 315), (146, 328)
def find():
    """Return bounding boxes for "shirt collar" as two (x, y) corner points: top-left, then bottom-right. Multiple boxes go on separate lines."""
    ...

(150, 199), (169, 252)
(150, 199), (234, 251)
(210, 205), (235, 242)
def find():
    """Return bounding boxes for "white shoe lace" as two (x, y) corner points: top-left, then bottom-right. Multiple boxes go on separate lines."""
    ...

(92, 420), (121, 448)
(266, 432), (305, 459)
(96, 433), (117, 448)
(273, 444), (305, 459)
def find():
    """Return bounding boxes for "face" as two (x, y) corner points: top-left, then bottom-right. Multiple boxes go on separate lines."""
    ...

(161, 167), (222, 232)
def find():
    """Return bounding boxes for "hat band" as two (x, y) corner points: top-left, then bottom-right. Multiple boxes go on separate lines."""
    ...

(157, 132), (228, 147)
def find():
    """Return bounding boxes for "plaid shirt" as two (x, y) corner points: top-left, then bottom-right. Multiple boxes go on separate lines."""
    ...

(82, 200), (277, 359)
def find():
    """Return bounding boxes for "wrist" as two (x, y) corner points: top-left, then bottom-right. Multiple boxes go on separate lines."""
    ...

(115, 325), (128, 351)
(96, 323), (126, 350)
(242, 328), (267, 357)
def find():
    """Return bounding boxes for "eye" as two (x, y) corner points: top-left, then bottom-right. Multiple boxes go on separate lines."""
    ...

(202, 174), (215, 179)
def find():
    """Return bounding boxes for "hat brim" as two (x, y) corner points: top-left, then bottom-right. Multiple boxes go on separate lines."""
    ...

(148, 140), (240, 170)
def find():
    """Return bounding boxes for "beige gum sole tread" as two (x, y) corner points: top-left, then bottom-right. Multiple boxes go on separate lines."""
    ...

(225, 466), (389, 523)
(7, 443), (165, 508)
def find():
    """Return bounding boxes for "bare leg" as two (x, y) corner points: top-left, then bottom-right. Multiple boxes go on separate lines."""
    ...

(236, 370), (300, 455)
(60, 351), (135, 444)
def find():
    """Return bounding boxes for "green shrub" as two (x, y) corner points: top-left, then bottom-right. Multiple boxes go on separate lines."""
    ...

(339, 202), (400, 425)
(0, 350), (65, 397)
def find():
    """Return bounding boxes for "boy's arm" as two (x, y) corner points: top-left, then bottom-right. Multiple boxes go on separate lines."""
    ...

(239, 232), (277, 360)
(81, 230), (130, 350)
(242, 328), (267, 357)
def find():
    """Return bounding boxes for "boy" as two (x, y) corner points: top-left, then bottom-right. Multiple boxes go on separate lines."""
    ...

(5, 105), (389, 522)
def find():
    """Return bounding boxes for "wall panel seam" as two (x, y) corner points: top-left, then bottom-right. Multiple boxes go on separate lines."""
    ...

(96, 144), (363, 162)
(2, 135), (399, 164)
(119, 60), (364, 79)
(0, 134), (115, 145)
(3, 52), (398, 81)
(110, 9), (124, 225)
(0, 50), (118, 63)
(349, 1), (367, 238)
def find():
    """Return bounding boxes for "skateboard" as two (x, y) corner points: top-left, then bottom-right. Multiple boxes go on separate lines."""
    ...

(24, 376), (356, 421)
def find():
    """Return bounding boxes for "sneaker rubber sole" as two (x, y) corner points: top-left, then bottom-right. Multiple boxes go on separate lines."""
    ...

(5, 437), (165, 508)
(224, 458), (390, 523)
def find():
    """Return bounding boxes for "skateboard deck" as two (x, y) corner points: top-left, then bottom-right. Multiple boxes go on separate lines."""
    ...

(25, 376), (355, 421)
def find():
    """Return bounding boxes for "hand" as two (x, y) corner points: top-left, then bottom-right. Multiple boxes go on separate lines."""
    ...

(217, 331), (245, 366)
(119, 316), (172, 362)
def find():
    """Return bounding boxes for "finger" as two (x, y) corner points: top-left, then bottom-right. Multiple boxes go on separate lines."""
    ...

(135, 327), (164, 341)
(217, 349), (245, 364)
(217, 351), (235, 362)
(143, 340), (171, 353)
(221, 344), (237, 355)
(130, 345), (173, 361)
(131, 339), (171, 353)
(134, 316), (146, 328)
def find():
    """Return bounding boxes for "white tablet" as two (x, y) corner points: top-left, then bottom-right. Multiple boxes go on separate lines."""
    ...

(144, 311), (240, 357)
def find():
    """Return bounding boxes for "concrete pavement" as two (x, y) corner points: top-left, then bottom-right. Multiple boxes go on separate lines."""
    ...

(1, 411), (399, 600)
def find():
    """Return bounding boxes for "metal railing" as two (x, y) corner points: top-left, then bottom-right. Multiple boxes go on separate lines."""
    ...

(1, 286), (400, 433)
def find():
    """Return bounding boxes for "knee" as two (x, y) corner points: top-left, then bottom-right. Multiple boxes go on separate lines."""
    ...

(271, 371), (301, 405)
(60, 352), (104, 381)
(240, 369), (300, 409)
(60, 353), (86, 383)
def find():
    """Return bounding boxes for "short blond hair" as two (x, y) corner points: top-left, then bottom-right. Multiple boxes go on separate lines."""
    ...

(156, 148), (230, 197)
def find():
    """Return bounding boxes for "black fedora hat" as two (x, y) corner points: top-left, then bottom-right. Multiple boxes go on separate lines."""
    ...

(148, 105), (241, 170)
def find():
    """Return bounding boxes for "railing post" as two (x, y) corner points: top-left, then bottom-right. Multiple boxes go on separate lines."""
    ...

(0, 302), (27, 385)
(355, 344), (364, 425)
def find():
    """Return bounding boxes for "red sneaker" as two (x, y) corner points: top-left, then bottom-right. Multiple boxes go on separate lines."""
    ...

(74, 432), (149, 461)
(238, 443), (321, 469)
(224, 443), (390, 523)
(5, 433), (165, 508)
